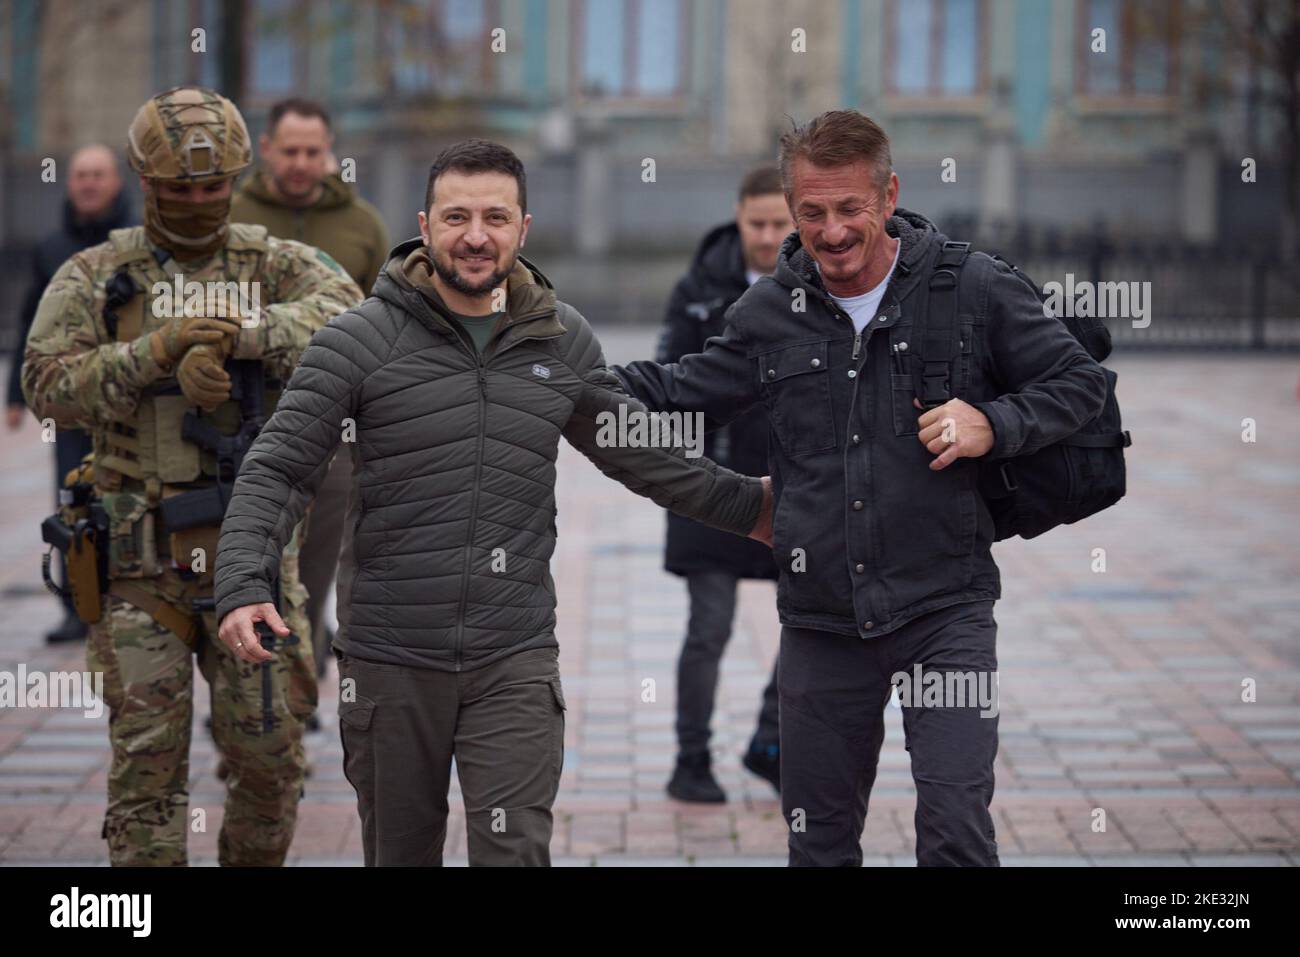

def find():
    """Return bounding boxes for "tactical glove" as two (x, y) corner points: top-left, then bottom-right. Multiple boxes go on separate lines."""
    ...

(176, 344), (232, 412)
(148, 314), (243, 368)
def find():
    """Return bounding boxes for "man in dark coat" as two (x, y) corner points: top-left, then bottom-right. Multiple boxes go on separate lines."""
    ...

(614, 111), (1108, 865)
(658, 166), (793, 802)
(6, 144), (132, 643)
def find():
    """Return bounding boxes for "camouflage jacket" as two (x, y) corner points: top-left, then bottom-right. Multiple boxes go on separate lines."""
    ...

(22, 223), (361, 432)
(21, 223), (362, 581)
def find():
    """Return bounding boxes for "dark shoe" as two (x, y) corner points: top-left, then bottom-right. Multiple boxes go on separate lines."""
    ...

(45, 611), (87, 644)
(667, 752), (726, 803)
(742, 740), (780, 794)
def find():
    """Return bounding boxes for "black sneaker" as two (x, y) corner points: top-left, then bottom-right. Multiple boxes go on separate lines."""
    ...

(45, 611), (87, 644)
(742, 740), (780, 794)
(666, 752), (726, 803)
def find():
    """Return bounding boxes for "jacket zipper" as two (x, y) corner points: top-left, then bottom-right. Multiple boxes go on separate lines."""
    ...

(441, 298), (562, 671)
(454, 351), (488, 673)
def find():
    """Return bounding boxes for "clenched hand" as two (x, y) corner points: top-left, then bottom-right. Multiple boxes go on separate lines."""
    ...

(914, 397), (994, 470)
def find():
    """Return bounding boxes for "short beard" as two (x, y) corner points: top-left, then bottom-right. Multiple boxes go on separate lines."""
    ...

(271, 171), (317, 201)
(431, 245), (517, 297)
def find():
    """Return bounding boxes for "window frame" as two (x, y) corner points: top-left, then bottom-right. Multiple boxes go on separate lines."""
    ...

(571, 0), (693, 108)
(882, 0), (989, 110)
(1075, 0), (1183, 110)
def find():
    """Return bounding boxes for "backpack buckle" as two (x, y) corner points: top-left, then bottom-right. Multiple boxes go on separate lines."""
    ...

(918, 360), (950, 409)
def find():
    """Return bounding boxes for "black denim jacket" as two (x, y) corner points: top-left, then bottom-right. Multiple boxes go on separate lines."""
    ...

(614, 208), (1107, 639)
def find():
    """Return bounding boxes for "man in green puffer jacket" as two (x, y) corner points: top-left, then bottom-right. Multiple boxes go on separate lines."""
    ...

(214, 138), (772, 866)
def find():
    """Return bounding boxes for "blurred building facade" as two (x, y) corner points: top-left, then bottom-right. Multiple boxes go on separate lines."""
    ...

(0, 0), (1294, 333)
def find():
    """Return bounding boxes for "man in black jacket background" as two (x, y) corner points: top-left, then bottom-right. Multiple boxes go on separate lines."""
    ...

(615, 111), (1107, 866)
(6, 144), (132, 643)
(658, 166), (792, 803)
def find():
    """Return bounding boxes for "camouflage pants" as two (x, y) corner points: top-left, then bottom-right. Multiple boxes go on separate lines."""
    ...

(87, 539), (315, 866)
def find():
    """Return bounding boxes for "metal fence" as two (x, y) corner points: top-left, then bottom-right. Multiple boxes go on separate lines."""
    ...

(943, 215), (1300, 351)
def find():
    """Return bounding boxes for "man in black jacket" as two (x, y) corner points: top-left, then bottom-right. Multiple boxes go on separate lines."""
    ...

(6, 144), (131, 643)
(615, 110), (1107, 866)
(658, 166), (792, 803)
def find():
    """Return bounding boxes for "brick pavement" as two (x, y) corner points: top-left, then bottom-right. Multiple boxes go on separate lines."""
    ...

(1, 341), (1298, 866)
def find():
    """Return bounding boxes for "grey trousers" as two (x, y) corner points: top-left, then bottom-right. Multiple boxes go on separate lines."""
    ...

(337, 645), (566, 866)
(780, 600), (1001, 867)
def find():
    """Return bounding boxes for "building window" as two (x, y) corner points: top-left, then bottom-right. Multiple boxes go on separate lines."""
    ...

(1079, 0), (1180, 97)
(441, 0), (498, 93)
(385, 1), (437, 92)
(383, 0), (499, 95)
(153, 0), (224, 90)
(577, 0), (687, 99)
(887, 0), (985, 97)
(250, 0), (298, 95)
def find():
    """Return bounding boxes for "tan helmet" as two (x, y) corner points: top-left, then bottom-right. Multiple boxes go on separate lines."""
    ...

(126, 86), (251, 182)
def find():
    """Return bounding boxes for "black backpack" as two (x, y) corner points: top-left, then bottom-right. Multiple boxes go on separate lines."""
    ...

(911, 240), (1131, 541)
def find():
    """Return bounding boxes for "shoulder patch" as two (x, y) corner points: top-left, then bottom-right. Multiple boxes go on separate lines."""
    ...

(315, 249), (345, 275)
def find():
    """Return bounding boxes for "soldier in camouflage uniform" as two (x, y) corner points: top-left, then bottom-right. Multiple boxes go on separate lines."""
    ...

(21, 87), (362, 866)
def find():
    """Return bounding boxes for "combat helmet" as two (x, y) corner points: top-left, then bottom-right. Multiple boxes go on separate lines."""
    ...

(127, 86), (251, 182)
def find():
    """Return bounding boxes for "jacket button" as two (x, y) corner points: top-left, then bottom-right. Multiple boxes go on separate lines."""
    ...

(847, 370), (856, 378)
(863, 621), (874, 630)
(852, 434), (860, 444)
(852, 500), (863, 510)
(767, 369), (776, 379)
(897, 341), (908, 351)
(854, 563), (865, 574)
(810, 358), (821, 368)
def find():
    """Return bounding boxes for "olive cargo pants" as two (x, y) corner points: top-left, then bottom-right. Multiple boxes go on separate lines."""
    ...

(337, 645), (566, 866)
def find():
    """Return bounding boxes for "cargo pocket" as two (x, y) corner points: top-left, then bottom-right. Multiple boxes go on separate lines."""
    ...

(547, 677), (567, 782)
(758, 341), (835, 457)
(339, 692), (376, 797)
(547, 676), (566, 712)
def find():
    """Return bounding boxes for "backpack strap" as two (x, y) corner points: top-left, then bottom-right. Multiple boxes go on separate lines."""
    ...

(912, 240), (970, 409)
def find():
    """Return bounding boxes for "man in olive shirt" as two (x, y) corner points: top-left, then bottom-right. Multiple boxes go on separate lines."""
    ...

(231, 97), (390, 696)
(447, 310), (501, 352)
(231, 98), (388, 291)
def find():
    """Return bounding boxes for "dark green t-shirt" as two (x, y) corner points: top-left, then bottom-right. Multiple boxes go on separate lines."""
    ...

(448, 310), (503, 354)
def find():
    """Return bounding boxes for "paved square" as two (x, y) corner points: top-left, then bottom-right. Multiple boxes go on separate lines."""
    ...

(1, 340), (1297, 866)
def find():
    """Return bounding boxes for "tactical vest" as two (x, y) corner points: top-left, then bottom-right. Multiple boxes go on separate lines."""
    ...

(94, 224), (284, 498)
(93, 225), (284, 585)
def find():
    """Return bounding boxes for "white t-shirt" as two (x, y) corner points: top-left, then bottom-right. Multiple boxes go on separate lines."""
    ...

(825, 238), (901, 333)
(745, 268), (763, 287)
